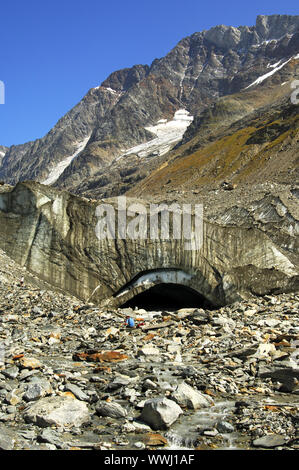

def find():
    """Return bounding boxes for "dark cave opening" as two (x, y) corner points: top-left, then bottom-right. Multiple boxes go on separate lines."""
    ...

(120, 283), (213, 310)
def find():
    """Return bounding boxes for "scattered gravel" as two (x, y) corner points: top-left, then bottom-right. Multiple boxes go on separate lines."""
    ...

(0, 249), (298, 450)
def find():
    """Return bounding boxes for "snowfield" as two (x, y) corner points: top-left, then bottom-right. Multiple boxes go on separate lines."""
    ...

(245, 53), (299, 89)
(41, 135), (91, 186)
(116, 109), (193, 160)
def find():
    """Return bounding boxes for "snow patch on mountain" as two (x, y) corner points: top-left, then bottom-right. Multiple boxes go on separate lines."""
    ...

(0, 151), (6, 168)
(41, 135), (91, 186)
(245, 57), (292, 89)
(116, 109), (193, 160)
(93, 85), (122, 96)
(267, 60), (282, 69)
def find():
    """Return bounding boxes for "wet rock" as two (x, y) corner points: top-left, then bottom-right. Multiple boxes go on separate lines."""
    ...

(132, 421), (152, 432)
(121, 422), (136, 433)
(140, 397), (183, 430)
(203, 428), (218, 436)
(134, 442), (146, 449)
(143, 432), (168, 447)
(216, 420), (235, 433)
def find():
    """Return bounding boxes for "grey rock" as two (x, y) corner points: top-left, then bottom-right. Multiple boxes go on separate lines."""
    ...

(23, 396), (90, 428)
(6, 405), (16, 414)
(0, 434), (14, 450)
(203, 428), (219, 437)
(19, 369), (39, 381)
(2, 366), (19, 379)
(0, 425), (15, 450)
(32, 306), (44, 316)
(143, 379), (158, 390)
(140, 397), (183, 430)
(172, 382), (213, 410)
(258, 366), (299, 392)
(107, 377), (131, 391)
(216, 420), (235, 433)
(96, 401), (127, 419)
(134, 442), (146, 449)
(23, 379), (52, 402)
(253, 434), (288, 448)
(175, 365), (198, 378)
(64, 383), (89, 402)
(19, 430), (36, 440)
(137, 346), (160, 357)
(37, 428), (65, 449)
(188, 311), (210, 325)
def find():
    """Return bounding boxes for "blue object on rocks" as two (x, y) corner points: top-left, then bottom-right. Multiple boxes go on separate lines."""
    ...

(126, 317), (135, 328)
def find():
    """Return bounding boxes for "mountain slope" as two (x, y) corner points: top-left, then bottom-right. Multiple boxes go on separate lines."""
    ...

(127, 95), (299, 200)
(0, 14), (299, 196)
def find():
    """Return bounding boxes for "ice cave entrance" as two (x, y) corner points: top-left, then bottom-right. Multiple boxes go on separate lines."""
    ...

(120, 283), (212, 310)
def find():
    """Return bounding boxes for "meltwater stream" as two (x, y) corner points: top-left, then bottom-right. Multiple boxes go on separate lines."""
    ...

(150, 365), (240, 450)
(164, 401), (239, 450)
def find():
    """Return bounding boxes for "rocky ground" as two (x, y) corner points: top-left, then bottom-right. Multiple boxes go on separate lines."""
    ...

(0, 248), (298, 451)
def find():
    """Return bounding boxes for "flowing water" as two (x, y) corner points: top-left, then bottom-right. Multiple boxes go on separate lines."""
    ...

(164, 401), (240, 450)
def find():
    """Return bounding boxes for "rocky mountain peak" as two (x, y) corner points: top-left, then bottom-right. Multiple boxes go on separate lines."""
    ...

(202, 14), (299, 52)
(204, 24), (242, 50)
(101, 64), (150, 92)
(256, 14), (299, 40)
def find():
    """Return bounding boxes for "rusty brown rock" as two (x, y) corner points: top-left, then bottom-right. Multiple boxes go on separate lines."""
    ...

(72, 351), (128, 363)
(143, 433), (168, 447)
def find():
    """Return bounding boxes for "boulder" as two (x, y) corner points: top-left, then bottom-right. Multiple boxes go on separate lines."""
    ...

(140, 397), (183, 430)
(23, 395), (90, 428)
(172, 382), (214, 409)
(96, 401), (127, 418)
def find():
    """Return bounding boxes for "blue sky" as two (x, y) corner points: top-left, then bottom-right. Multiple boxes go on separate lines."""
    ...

(0, 0), (298, 147)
